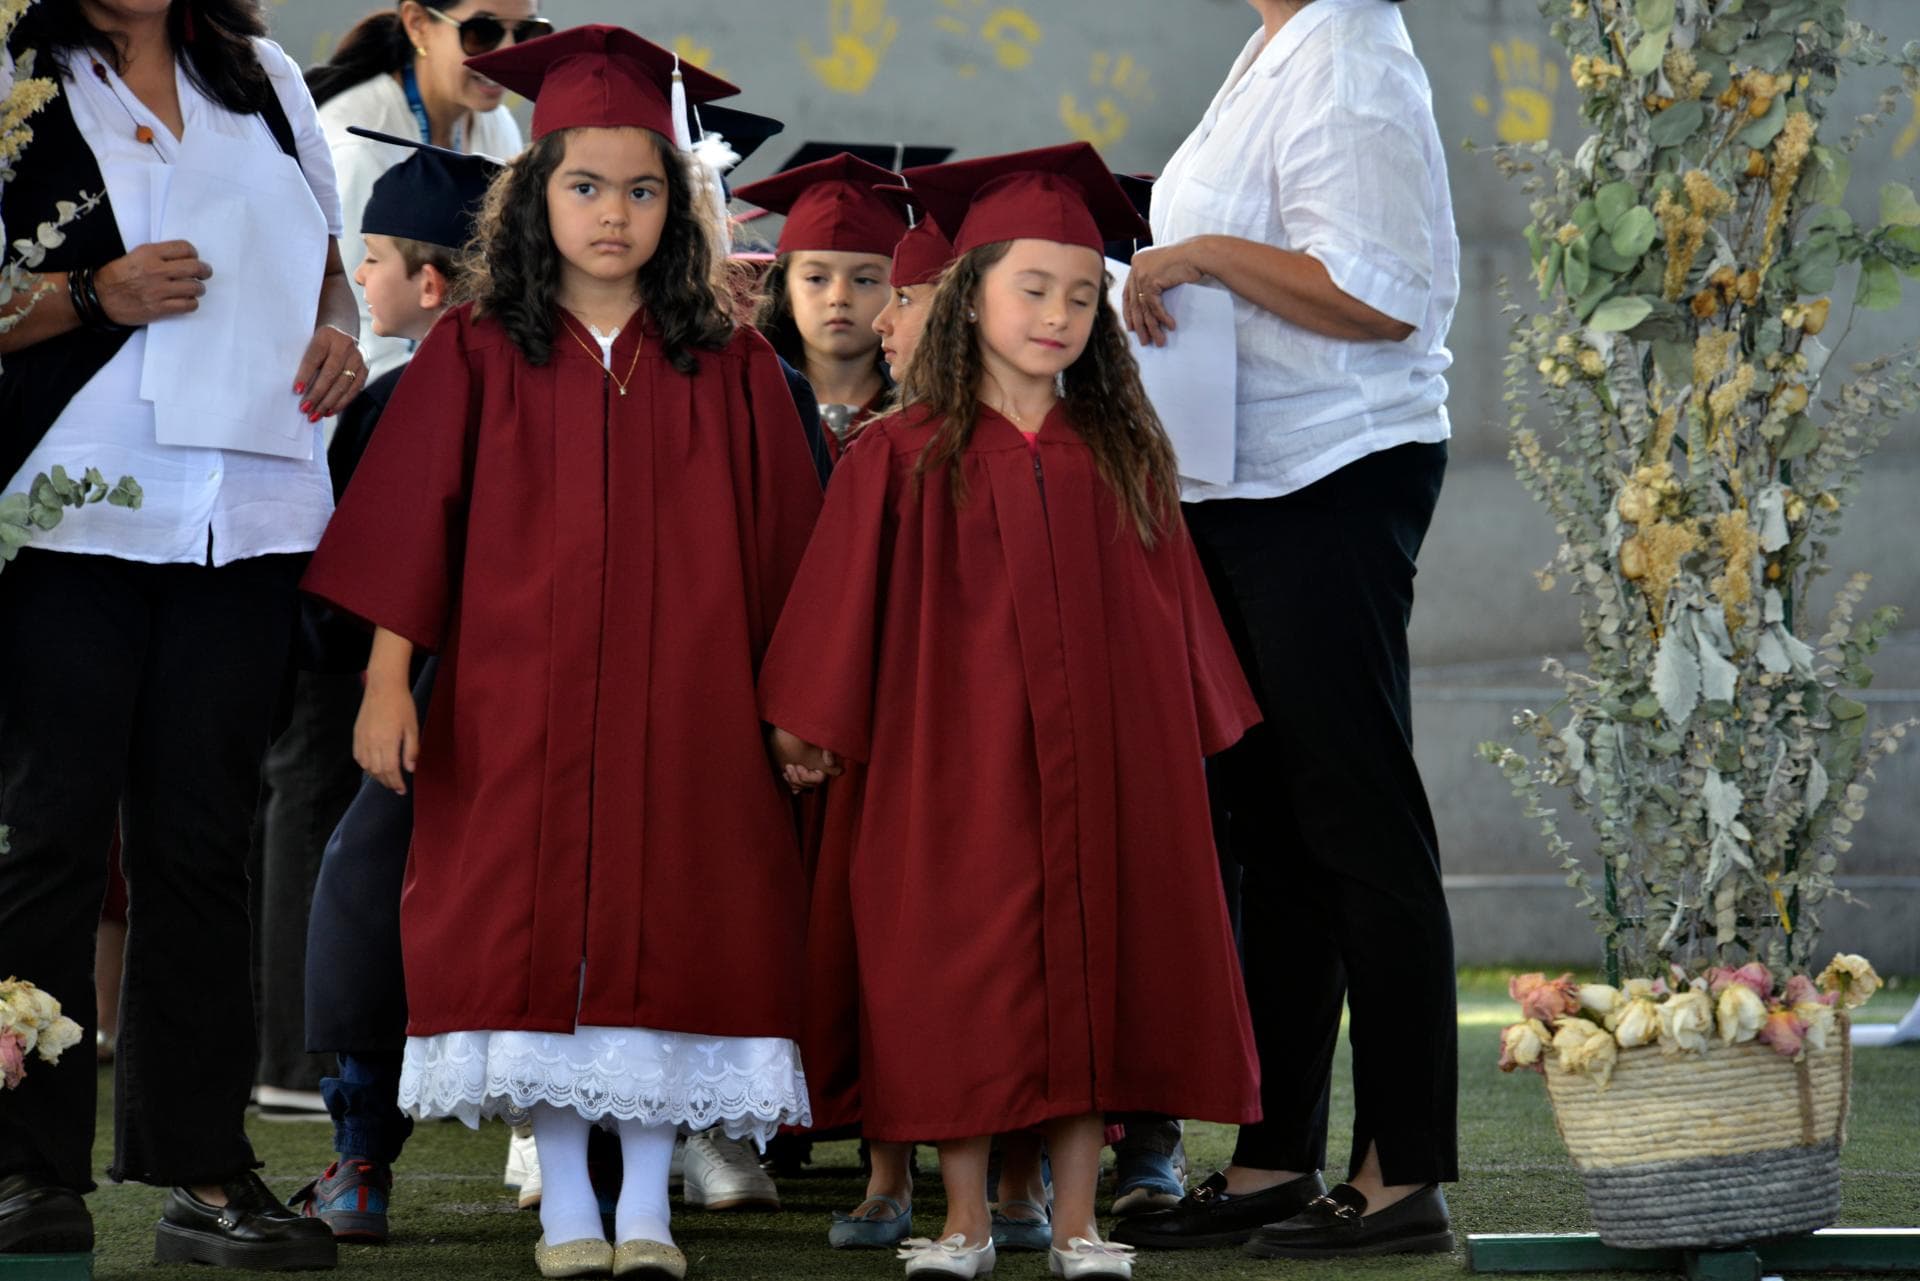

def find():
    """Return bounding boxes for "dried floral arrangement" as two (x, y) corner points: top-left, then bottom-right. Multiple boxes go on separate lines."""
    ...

(1480, 0), (1919, 1058)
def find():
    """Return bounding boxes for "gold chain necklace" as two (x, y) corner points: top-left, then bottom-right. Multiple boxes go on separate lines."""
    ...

(559, 315), (643, 397)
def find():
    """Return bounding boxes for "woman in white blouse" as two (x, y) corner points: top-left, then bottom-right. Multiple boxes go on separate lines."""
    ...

(0, 0), (359, 1268)
(305, 1), (536, 379)
(1114, 0), (1462, 1262)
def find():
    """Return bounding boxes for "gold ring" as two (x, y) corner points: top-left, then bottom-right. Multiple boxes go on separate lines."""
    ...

(339, 369), (357, 380)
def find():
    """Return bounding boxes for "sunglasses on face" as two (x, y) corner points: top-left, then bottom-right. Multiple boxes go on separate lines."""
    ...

(426, 7), (555, 57)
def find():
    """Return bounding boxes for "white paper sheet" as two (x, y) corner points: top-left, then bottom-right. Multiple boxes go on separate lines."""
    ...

(141, 127), (327, 461)
(1107, 260), (1238, 486)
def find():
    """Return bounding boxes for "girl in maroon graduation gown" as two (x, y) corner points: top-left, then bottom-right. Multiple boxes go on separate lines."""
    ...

(302, 26), (819, 1281)
(760, 144), (1261, 1281)
(737, 153), (905, 460)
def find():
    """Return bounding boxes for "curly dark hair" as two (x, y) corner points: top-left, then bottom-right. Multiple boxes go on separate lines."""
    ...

(12, 0), (272, 116)
(751, 255), (890, 386)
(900, 241), (1179, 547)
(464, 128), (736, 373)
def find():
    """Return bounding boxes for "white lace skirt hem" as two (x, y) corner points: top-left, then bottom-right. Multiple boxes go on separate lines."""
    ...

(399, 1025), (811, 1147)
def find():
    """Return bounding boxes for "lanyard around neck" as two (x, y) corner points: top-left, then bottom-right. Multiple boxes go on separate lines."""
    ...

(401, 64), (465, 150)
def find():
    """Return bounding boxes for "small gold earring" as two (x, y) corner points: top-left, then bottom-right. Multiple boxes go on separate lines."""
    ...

(415, 45), (428, 57)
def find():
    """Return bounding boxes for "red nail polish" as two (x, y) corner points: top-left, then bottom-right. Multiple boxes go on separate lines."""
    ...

(294, 382), (305, 394)
(300, 403), (311, 414)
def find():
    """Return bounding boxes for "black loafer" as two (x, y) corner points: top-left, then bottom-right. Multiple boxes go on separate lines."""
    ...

(1110, 1170), (1327, 1250)
(155, 1171), (337, 1270)
(0, 1171), (93, 1254)
(1244, 1181), (1454, 1258)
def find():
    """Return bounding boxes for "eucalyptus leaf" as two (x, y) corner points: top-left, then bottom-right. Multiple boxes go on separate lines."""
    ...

(1648, 100), (1708, 149)
(1589, 235), (1639, 274)
(1611, 206), (1659, 258)
(1880, 182), (1920, 228)
(1627, 30), (1671, 77)
(1635, 0), (1677, 34)
(1566, 238), (1592, 297)
(1792, 237), (1841, 293)
(1743, 31), (1797, 71)
(1856, 257), (1902, 311)
(1801, 146), (1850, 207)
(1653, 618), (1703, 724)
(1803, 756), (1830, 816)
(1589, 295), (1655, 332)
(1738, 94), (1788, 149)
(1778, 415), (1819, 458)
(1596, 183), (1637, 232)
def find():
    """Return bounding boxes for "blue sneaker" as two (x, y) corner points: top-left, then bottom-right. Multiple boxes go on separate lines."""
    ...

(1111, 1150), (1184, 1218)
(289, 1158), (391, 1243)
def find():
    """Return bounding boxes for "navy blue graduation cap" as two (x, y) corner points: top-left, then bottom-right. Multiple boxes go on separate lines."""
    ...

(691, 103), (786, 168)
(773, 141), (954, 176)
(1106, 172), (1156, 264)
(348, 126), (502, 250)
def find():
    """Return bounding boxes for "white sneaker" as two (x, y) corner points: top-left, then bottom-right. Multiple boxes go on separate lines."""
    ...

(507, 1126), (543, 1209)
(1049, 1238), (1134, 1280)
(899, 1235), (996, 1278)
(680, 1130), (779, 1211)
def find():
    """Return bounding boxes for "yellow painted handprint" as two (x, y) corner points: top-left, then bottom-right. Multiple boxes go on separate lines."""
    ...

(1895, 88), (1920, 160)
(672, 35), (730, 83)
(935, 0), (1042, 79)
(799, 0), (899, 97)
(1472, 38), (1560, 144)
(1060, 52), (1155, 149)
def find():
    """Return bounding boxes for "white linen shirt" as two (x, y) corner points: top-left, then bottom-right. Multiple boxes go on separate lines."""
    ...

(4, 38), (345, 566)
(1154, 0), (1460, 502)
(318, 74), (521, 381)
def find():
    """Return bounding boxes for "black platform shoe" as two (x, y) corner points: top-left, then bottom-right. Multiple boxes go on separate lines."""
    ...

(155, 1171), (337, 1270)
(1110, 1170), (1327, 1250)
(1244, 1181), (1454, 1258)
(0, 1172), (93, 1254)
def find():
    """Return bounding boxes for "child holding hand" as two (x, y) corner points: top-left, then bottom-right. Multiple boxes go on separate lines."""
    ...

(760, 144), (1262, 1281)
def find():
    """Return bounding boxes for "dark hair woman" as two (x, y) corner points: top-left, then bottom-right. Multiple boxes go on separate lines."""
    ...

(0, 0), (360, 1268)
(308, 1), (543, 378)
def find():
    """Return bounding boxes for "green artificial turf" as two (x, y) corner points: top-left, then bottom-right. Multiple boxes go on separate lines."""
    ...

(75, 971), (1918, 1280)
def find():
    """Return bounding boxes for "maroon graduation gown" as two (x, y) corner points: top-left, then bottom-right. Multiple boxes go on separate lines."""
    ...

(760, 406), (1263, 1140)
(303, 304), (822, 1040)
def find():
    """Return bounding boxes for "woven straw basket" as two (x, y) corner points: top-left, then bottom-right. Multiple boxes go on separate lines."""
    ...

(1543, 1015), (1852, 1249)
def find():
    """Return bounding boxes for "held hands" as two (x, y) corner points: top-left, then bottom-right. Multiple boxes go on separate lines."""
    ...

(355, 677), (420, 795)
(769, 726), (842, 795)
(293, 323), (367, 423)
(1122, 241), (1206, 349)
(94, 240), (211, 325)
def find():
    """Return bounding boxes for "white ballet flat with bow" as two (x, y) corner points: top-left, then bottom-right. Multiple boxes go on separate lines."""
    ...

(898, 1233), (997, 1278)
(1049, 1236), (1136, 1279)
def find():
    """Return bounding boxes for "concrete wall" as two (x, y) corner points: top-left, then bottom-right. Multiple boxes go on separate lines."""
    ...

(266, 0), (1920, 968)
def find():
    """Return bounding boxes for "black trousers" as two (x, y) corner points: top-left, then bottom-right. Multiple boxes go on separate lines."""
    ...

(251, 670), (364, 1092)
(1183, 441), (1458, 1187)
(0, 549), (300, 1190)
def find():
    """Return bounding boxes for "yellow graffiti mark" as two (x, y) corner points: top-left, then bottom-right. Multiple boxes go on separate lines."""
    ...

(672, 35), (729, 83)
(936, 0), (1042, 79)
(799, 0), (899, 97)
(1060, 51), (1156, 149)
(1471, 38), (1560, 144)
(1895, 88), (1920, 160)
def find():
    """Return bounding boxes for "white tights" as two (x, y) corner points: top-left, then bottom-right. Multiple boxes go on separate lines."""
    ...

(528, 1103), (678, 1247)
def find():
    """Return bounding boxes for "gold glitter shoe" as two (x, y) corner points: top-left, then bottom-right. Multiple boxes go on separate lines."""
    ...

(534, 1234), (614, 1278)
(613, 1238), (688, 1279)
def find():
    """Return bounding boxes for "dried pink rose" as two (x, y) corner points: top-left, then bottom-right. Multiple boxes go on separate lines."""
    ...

(1511, 972), (1580, 1023)
(1757, 1004), (1809, 1058)
(1782, 974), (1820, 1007)
(0, 1032), (25, 1090)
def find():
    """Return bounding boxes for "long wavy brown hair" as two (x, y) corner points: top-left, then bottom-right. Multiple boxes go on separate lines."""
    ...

(463, 128), (734, 372)
(900, 242), (1179, 546)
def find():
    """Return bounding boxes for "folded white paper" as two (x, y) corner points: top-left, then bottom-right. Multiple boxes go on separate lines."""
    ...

(1107, 260), (1238, 486)
(142, 126), (327, 460)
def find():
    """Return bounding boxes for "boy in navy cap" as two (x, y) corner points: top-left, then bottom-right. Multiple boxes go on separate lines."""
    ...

(285, 130), (499, 1246)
